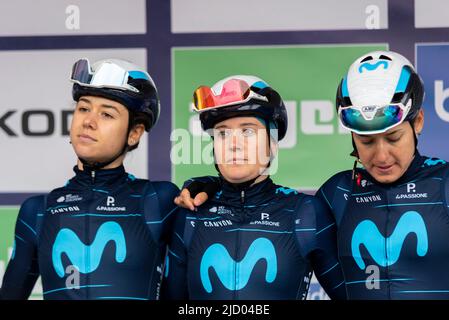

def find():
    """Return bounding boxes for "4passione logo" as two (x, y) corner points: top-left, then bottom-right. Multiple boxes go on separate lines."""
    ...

(96, 196), (127, 212)
(395, 183), (428, 200)
(250, 213), (280, 227)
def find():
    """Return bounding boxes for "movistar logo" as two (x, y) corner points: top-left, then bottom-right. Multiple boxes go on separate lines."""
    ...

(11, 240), (16, 260)
(358, 61), (389, 73)
(200, 237), (277, 293)
(275, 187), (298, 195)
(163, 255), (169, 278)
(52, 221), (127, 277)
(422, 158), (446, 167)
(351, 211), (428, 270)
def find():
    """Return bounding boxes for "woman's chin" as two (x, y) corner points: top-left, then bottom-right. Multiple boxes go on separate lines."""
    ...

(74, 151), (102, 164)
(368, 169), (402, 184)
(219, 165), (258, 183)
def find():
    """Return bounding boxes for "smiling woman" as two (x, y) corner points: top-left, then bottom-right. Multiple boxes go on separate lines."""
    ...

(0, 58), (180, 300)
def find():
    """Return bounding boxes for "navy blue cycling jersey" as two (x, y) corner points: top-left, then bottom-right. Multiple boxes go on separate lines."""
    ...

(162, 177), (346, 300)
(317, 152), (449, 299)
(0, 165), (179, 300)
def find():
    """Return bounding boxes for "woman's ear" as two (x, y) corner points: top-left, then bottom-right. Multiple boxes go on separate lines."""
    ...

(128, 124), (145, 147)
(269, 137), (279, 159)
(414, 109), (424, 135)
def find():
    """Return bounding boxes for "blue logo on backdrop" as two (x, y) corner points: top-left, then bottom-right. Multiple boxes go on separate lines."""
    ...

(416, 44), (449, 160)
(351, 211), (428, 269)
(52, 221), (127, 277)
(200, 237), (277, 293)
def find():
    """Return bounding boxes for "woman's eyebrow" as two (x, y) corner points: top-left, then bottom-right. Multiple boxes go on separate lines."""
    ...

(100, 104), (121, 114)
(238, 123), (258, 127)
(387, 129), (402, 136)
(78, 97), (121, 114)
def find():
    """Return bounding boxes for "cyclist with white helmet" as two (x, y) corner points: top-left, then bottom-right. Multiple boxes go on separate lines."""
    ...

(0, 58), (179, 300)
(317, 50), (449, 299)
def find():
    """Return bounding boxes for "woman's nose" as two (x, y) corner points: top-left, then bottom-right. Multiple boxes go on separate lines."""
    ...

(82, 112), (97, 130)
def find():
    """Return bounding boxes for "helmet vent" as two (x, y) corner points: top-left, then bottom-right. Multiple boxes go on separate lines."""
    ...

(391, 92), (405, 103)
(360, 56), (373, 62)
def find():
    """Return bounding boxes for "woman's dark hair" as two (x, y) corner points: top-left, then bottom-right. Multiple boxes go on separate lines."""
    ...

(127, 110), (151, 152)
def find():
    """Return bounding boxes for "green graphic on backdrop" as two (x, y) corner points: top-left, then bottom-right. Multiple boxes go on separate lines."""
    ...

(0, 207), (42, 299)
(0, 207), (17, 265)
(172, 44), (387, 189)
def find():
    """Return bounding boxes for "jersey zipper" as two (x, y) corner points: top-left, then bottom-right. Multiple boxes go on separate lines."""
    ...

(234, 190), (245, 300)
(385, 187), (391, 299)
(86, 169), (95, 299)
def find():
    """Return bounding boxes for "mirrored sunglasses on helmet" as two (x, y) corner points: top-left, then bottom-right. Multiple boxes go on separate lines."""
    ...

(338, 99), (412, 135)
(192, 78), (269, 112)
(70, 58), (150, 93)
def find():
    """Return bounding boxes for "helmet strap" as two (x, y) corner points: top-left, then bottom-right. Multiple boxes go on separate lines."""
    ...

(408, 119), (419, 150)
(78, 142), (128, 171)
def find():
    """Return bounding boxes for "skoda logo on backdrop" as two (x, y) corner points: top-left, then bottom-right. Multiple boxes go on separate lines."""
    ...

(0, 109), (73, 137)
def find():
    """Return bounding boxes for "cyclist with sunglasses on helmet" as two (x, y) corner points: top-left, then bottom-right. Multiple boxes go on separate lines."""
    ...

(176, 51), (449, 300)
(162, 75), (346, 300)
(316, 50), (449, 299)
(0, 58), (179, 300)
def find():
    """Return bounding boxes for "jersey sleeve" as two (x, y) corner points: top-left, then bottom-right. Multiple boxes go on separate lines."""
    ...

(445, 166), (449, 218)
(181, 176), (220, 190)
(310, 196), (347, 300)
(160, 208), (189, 300)
(145, 181), (180, 244)
(294, 195), (347, 300)
(0, 196), (44, 300)
(316, 171), (352, 226)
